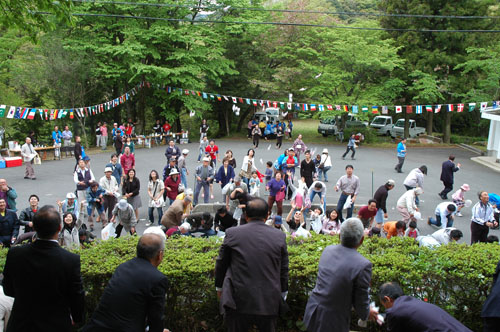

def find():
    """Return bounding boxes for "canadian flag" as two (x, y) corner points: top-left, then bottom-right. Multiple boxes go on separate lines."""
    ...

(395, 106), (402, 113)
(457, 104), (464, 112)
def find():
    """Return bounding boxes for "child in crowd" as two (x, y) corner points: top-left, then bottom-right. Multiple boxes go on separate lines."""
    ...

(321, 209), (341, 236)
(265, 161), (273, 189)
(313, 154), (322, 176)
(249, 171), (261, 197)
(309, 207), (323, 234)
(405, 220), (420, 239)
(451, 184), (470, 217)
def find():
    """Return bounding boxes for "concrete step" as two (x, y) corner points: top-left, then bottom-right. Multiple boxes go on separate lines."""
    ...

(471, 156), (500, 173)
(458, 143), (484, 156)
(192, 202), (363, 215)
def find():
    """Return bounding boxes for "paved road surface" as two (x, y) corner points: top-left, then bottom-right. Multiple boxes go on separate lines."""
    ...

(2, 138), (499, 243)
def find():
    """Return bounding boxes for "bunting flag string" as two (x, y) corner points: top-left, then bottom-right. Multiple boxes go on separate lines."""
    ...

(0, 81), (499, 121)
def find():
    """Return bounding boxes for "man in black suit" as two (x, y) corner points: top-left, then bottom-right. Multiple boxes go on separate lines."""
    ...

(215, 197), (289, 332)
(2, 205), (84, 332)
(83, 233), (169, 332)
(439, 155), (461, 200)
(379, 282), (471, 331)
(482, 260), (500, 331)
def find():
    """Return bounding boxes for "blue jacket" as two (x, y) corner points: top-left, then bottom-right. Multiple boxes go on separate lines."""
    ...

(106, 162), (123, 185)
(86, 187), (106, 214)
(215, 165), (235, 187)
(397, 142), (406, 158)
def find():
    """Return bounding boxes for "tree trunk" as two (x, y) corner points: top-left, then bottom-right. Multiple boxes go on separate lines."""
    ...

(236, 106), (254, 131)
(443, 111), (451, 143)
(426, 111), (433, 135)
(403, 111), (409, 138)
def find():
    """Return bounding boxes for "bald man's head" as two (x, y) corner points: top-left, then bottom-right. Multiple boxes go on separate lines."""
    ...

(137, 234), (165, 264)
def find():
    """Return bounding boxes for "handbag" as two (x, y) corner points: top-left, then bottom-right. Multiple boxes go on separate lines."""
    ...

(239, 169), (250, 179)
(33, 154), (41, 165)
(275, 189), (285, 202)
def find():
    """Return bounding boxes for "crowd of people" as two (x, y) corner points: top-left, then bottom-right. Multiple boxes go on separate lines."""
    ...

(1, 118), (499, 332)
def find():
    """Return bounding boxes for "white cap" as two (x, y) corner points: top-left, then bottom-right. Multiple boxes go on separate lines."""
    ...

(118, 199), (129, 210)
(104, 167), (113, 173)
(322, 148), (328, 154)
(182, 149), (189, 155)
(66, 192), (76, 199)
(202, 157), (210, 162)
(169, 169), (179, 175)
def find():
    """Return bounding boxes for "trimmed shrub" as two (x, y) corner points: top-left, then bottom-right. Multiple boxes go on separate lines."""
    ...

(0, 235), (498, 331)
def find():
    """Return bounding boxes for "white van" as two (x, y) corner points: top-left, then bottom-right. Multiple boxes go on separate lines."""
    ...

(370, 116), (393, 135)
(254, 107), (281, 124)
(390, 119), (426, 138)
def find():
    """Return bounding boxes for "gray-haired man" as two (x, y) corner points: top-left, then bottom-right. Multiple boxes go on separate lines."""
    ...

(304, 218), (378, 331)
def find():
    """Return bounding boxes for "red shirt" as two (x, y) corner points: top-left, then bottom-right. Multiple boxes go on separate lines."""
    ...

(164, 175), (181, 200)
(125, 125), (133, 136)
(120, 153), (135, 175)
(358, 206), (377, 220)
(163, 123), (171, 132)
(205, 145), (218, 160)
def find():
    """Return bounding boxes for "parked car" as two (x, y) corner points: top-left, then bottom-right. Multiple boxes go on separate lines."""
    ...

(345, 114), (368, 128)
(370, 115), (393, 135)
(390, 119), (426, 138)
(254, 107), (282, 124)
(318, 118), (337, 137)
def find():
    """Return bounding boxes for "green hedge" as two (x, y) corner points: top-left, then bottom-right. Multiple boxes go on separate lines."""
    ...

(0, 236), (498, 331)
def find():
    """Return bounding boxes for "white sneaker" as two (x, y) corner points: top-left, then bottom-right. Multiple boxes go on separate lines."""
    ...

(145, 221), (152, 226)
(457, 212), (463, 217)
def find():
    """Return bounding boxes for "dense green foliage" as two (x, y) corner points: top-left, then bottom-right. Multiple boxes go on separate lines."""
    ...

(0, 0), (499, 144)
(1, 235), (498, 331)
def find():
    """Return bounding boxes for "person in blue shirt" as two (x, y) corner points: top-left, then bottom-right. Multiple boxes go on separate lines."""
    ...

(287, 120), (293, 139)
(264, 122), (273, 140)
(51, 125), (63, 160)
(395, 138), (407, 173)
(342, 134), (357, 160)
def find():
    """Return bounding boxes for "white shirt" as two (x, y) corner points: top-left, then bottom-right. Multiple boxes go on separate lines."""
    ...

(241, 156), (257, 172)
(73, 168), (95, 184)
(396, 190), (418, 214)
(434, 202), (457, 229)
(307, 181), (326, 197)
(431, 227), (457, 245)
(99, 175), (119, 195)
(320, 154), (332, 167)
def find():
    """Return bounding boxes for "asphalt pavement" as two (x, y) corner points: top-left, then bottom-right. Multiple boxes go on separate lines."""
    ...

(2, 137), (499, 243)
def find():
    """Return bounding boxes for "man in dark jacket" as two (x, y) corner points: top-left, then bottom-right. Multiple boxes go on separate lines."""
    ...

(186, 212), (215, 237)
(83, 233), (169, 332)
(3, 205), (84, 331)
(482, 260), (500, 331)
(16, 194), (39, 243)
(439, 155), (461, 200)
(373, 179), (395, 225)
(165, 139), (180, 162)
(215, 198), (289, 332)
(214, 207), (238, 232)
(0, 198), (19, 247)
(379, 282), (471, 332)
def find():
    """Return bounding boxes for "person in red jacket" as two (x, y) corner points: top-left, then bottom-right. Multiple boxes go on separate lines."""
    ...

(164, 169), (181, 205)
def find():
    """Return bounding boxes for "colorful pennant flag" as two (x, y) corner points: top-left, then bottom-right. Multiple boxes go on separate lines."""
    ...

(310, 104), (317, 111)
(468, 103), (476, 112)
(14, 107), (21, 119)
(425, 105), (432, 112)
(382, 106), (388, 114)
(352, 105), (359, 114)
(318, 105), (324, 111)
(246, 99), (251, 105)
(343, 105), (348, 112)
(395, 106), (402, 113)
(457, 104), (464, 112)
(327, 105), (333, 110)
(406, 105), (413, 114)
(0, 105), (5, 118)
(415, 105), (422, 114)
(27, 108), (36, 120)
(361, 106), (368, 113)
(6, 106), (15, 118)
(372, 106), (379, 114)
(231, 97), (237, 103)
(447, 104), (454, 112)
(435, 105), (441, 113)
(287, 103), (292, 110)
(481, 102), (488, 111)
(493, 101), (498, 109)
(335, 105), (341, 111)
(302, 104), (308, 111)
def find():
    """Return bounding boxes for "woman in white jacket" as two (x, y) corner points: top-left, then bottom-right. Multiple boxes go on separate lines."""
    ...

(240, 149), (258, 187)
(58, 208), (86, 250)
(397, 187), (423, 224)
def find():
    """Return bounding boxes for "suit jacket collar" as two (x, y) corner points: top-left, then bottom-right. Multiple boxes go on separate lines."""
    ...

(32, 239), (60, 249)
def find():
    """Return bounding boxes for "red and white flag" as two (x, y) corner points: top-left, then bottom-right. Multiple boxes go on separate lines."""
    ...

(457, 104), (464, 112)
(395, 106), (402, 113)
(435, 105), (442, 113)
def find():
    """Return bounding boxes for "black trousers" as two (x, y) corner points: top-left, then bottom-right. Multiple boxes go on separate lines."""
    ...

(440, 181), (453, 198)
(471, 222), (489, 244)
(276, 136), (283, 148)
(342, 146), (355, 158)
(253, 135), (260, 148)
(224, 310), (277, 332)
